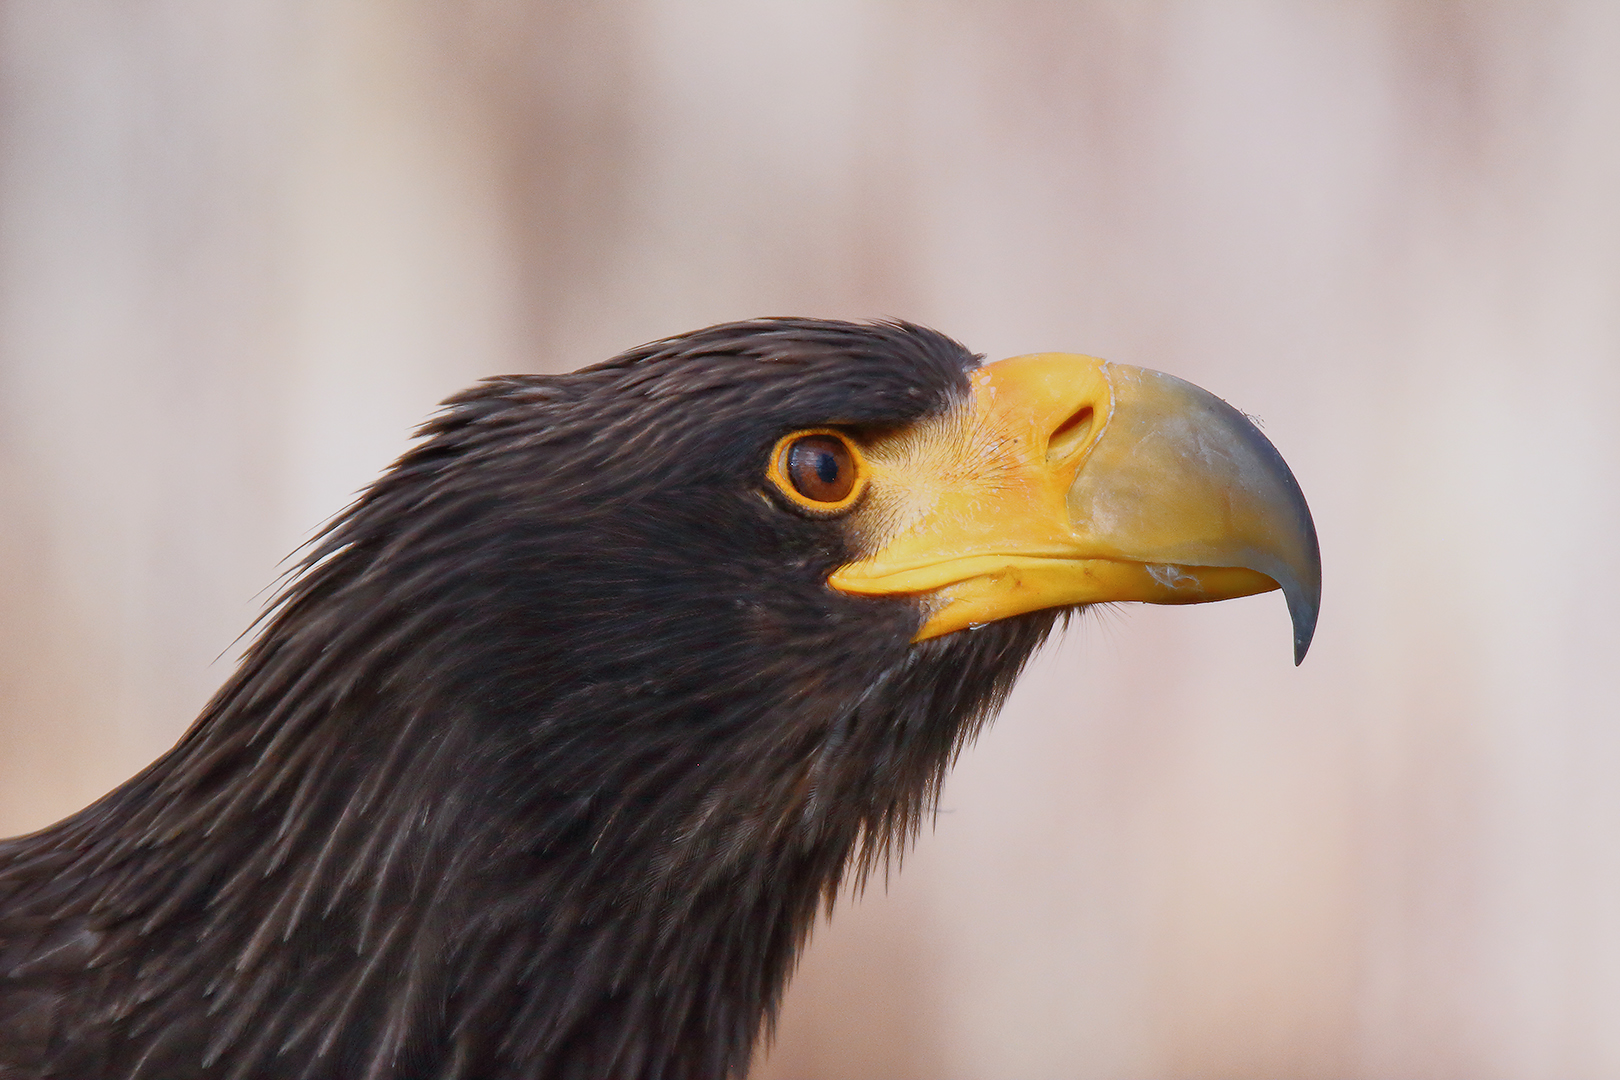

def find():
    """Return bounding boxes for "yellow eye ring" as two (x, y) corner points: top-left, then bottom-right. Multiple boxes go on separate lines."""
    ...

(767, 429), (868, 515)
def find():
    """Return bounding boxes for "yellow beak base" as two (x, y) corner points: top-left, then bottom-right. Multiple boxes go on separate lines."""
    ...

(827, 354), (1321, 663)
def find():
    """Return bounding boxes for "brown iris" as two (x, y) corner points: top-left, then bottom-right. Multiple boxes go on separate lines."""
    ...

(768, 430), (866, 513)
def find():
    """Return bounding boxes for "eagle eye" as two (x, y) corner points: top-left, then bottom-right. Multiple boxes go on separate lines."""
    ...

(768, 430), (866, 514)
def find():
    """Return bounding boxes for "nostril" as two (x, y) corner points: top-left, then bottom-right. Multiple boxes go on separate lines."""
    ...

(1046, 406), (1094, 463)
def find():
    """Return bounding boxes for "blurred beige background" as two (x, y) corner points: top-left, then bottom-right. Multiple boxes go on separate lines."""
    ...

(2, 2), (1618, 1077)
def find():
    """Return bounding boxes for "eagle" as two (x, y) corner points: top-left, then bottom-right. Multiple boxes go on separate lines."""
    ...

(0, 319), (1318, 1079)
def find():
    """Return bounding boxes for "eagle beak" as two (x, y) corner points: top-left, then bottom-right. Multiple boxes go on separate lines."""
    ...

(828, 354), (1322, 664)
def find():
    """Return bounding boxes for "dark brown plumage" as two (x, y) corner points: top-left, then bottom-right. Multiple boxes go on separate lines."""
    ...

(0, 316), (1322, 1080)
(0, 320), (1059, 1079)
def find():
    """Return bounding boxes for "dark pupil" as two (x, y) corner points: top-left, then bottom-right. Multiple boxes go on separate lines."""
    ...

(787, 436), (854, 502)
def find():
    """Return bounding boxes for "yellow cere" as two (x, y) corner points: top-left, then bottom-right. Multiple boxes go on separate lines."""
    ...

(827, 353), (1315, 650)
